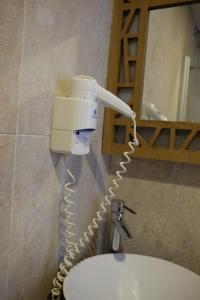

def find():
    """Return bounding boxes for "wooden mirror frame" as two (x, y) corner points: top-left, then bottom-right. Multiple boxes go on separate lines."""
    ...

(102, 0), (200, 164)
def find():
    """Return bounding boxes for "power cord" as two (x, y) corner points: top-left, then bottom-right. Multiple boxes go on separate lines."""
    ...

(51, 115), (138, 299)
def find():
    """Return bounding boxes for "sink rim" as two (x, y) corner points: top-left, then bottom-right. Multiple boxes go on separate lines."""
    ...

(64, 252), (200, 278)
(63, 253), (200, 299)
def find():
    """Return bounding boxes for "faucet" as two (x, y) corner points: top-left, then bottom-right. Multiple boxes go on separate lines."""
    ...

(111, 199), (136, 253)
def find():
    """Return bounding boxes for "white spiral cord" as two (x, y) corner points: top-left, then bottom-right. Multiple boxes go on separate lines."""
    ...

(51, 114), (138, 299)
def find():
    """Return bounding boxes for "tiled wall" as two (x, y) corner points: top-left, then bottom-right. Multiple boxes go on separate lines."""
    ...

(109, 157), (200, 275)
(0, 1), (112, 299)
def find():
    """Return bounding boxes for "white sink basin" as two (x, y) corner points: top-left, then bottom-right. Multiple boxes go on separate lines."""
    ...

(63, 253), (200, 300)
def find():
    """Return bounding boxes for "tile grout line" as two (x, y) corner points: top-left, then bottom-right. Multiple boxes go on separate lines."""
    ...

(0, 133), (49, 137)
(5, 0), (27, 298)
(0, 134), (101, 140)
(0, 134), (50, 137)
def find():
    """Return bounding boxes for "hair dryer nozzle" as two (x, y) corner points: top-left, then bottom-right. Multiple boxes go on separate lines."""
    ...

(96, 85), (135, 119)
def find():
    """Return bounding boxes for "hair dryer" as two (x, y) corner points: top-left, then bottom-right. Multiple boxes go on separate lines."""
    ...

(50, 75), (136, 155)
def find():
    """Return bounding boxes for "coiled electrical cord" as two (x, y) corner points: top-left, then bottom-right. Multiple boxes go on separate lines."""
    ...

(51, 115), (138, 300)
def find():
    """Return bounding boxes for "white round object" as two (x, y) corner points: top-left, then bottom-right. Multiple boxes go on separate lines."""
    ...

(63, 253), (200, 300)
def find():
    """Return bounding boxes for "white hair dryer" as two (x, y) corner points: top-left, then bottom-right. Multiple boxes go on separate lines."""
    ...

(50, 75), (135, 155)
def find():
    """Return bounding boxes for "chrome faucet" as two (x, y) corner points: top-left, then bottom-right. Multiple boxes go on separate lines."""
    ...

(111, 199), (136, 253)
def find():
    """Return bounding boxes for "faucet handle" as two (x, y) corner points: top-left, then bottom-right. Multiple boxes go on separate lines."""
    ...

(111, 199), (137, 215)
(124, 205), (137, 215)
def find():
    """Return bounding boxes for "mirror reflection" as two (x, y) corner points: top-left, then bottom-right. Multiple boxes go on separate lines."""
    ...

(141, 3), (200, 122)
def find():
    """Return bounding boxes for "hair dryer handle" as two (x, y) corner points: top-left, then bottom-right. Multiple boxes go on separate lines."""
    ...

(96, 85), (135, 120)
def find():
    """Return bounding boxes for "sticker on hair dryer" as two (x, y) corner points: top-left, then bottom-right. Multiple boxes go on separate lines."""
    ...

(91, 108), (97, 119)
(75, 130), (91, 145)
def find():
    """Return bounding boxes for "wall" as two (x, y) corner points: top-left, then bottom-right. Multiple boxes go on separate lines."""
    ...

(192, 3), (200, 30)
(188, 67), (200, 122)
(0, 0), (112, 299)
(109, 157), (200, 275)
(142, 5), (197, 121)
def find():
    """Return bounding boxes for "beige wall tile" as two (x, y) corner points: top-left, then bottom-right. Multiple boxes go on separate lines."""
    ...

(0, 0), (24, 133)
(7, 136), (61, 300)
(18, 0), (112, 136)
(109, 158), (200, 274)
(0, 135), (15, 299)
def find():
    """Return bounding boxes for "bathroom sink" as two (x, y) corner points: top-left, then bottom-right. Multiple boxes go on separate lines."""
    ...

(63, 253), (200, 300)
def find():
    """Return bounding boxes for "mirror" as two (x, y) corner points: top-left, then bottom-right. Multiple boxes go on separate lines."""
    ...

(103, 0), (200, 164)
(141, 3), (200, 122)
